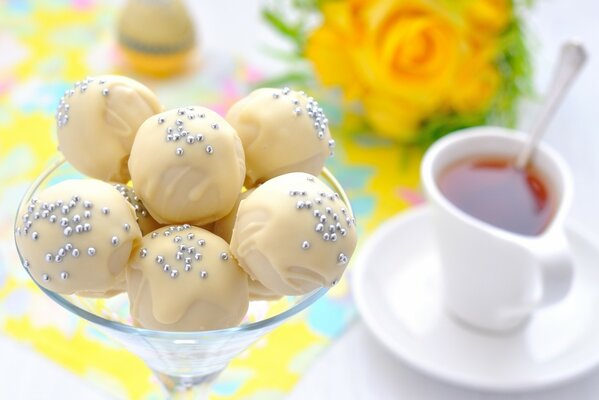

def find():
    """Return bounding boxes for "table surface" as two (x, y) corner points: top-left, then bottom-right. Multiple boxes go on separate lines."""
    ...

(2, 0), (599, 399)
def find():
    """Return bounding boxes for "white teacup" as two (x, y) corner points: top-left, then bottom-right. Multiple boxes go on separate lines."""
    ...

(421, 126), (574, 333)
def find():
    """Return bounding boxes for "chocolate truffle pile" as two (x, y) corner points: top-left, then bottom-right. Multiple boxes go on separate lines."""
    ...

(15, 75), (358, 332)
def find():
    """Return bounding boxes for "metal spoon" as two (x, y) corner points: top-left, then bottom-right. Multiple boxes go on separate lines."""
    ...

(515, 41), (588, 169)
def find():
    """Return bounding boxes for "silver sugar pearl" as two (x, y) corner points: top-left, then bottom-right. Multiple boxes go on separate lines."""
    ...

(111, 236), (119, 246)
(176, 252), (183, 260)
(55, 255), (63, 263)
(302, 241), (310, 249)
(60, 271), (69, 280)
(42, 274), (50, 281)
(176, 147), (184, 156)
(83, 223), (91, 232)
(84, 210), (91, 218)
(184, 264), (192, 272)
(45, 254), (54, 262)
(60, 218), (69, 227)
(170, 269), (178, 278)
(102, 88), (109, 96)
(87, 247), (96, 256)
(194, 253), (202, 261)
(65, 243), (73, 251)
(198, 239), (205, 246)
(72, 249), (80, 257)
(139, 248), (147, 258)
(123, 223), (130, 232)
(63, 227), (73, 237)
(102, 207), (109, 215)
(158, 116), (165, 124)
(211, 123), (219, 129)
(31, 232), (39, 240)
(220, 252), (229, 261)
(83, 200), (92, 209)
(75, 224), (83, 233)
(200, 270), (208, 279)
(163, 264), (171, 272)
(155, 256), (164, 264)
(58, 248), (66, 257)
(205, 145), (214, 154)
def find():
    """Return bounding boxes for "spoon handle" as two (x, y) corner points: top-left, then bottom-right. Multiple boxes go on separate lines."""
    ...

(515, 41), (588, 169)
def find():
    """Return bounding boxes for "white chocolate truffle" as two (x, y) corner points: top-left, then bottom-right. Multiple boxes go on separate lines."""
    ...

(15, 179), (142, 297)
(212, 188), (254, 243)
(129, 107), (246, 226)
(56, 75), (162, 182)
(230, 173), (357, 296)
(226, 88), (335, 188)
(127, 226), (249, 331)
(113, 183), (162, 235)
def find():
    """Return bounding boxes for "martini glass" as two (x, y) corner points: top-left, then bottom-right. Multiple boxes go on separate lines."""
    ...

(14, 157), (352, 399)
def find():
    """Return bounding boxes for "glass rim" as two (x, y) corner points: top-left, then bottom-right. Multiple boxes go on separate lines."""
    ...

(14, 156), (352, 338)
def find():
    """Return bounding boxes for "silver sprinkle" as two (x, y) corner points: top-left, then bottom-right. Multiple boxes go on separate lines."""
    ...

(323, 233), (330, 241)
(174, 236), (182, 243)
(205, 145), (214, 154)
(163, 264), (171, 272)
(60, 271), (69, 280)
(58, 248), (66, 257)
(338, 253), (348, 264)
(220, 252), (229, 261)
(31, 232), (39, 240)
(187, 246), (195, 254)
(329, 225), (336, 233)
(185, 257), (192, 264)
(315, 198), (322, 204)
(170, 269), (178, 278)
(302, 241), (310, 249)
(293, 107), (302, 116)
(41, 210), (49, 218)
(166, 134), (173, 142)
(296, 201), (305, 209)
(72, 214), (81, 223)
(210, 123), (219, 129)
(195, 253), (202, 261)
(326, 207), (332, 214)
(199, 113), (206, 118)
(198, 239), (206, 246)
(75, 225), (83, 233)
(187, 233), (195, 240)
(195, 134), (204, 142)
(63, 227), (73, 237)
(273, 93), (279, 99)
(42, 274), (50, 281)
(84, 210), (91, 218)
(83, 223), (91, 232)
(200, 270), (208, 279)
(186, 136), (195, 144)
(139, 248), (147, 258)
(176, 252), (183, 260)
(167, 127), (174, 134)
(184, 264), (192, 272)
(289, 190), (298, 196)
(328, 140), (336, 148)
(72, 249), (80, 257)
(177, 109), (185, 115)
(155, 256), (164, 264)
(102, 88), (109, 96)
(316, 223), (324, 232)
(87, 247), (96, 256)
(307, 176), (315, 182)
(331, 233), (337, 241)
(83, 200), (92, 209)
(23, 260), (30, 269)
(61, 205), (69, 214)
(111, 236), (119, 246)
(320, 215), (327, 223)
(45, 254), (54, 262)
(65, 243), (73, 251)
(123, 223), (130, 232)
(49, 215), (57, 223)
(176, 147), (184, 156)
(158, 116), (165, 124)
(176, 119), (183, 126)
(60, 218), (69, 227)
(341, 228), (347, 236)
(151, 232), (158, 238)
(55, 255), (63, 263)
(305, 201), (312, 209)
(313, 210), (321, 217)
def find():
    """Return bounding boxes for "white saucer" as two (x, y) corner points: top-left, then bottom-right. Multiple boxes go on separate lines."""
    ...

(353, 205), (599, 392)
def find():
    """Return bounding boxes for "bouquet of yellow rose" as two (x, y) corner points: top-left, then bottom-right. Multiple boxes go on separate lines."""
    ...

(261, 0), (532, 145)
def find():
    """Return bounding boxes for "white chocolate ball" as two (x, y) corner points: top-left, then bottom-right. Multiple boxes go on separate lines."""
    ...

(113, 183), (162, 235)
(129, 107), (246, 226)
(230, 172), (357, 296)
(56, 75), (162, 182)
(127, 226), (249, 331)
(226, 88), (335, 187)
(15, 179), (142, 297)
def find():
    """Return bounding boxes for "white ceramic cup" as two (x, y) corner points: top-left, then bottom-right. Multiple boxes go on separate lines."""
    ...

(421, 126), (574, 333)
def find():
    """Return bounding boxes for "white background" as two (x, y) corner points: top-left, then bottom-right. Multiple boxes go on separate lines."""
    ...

(2, 0), (599, 398)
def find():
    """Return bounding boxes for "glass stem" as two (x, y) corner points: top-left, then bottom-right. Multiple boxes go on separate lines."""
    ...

(153, 370), (222, 400)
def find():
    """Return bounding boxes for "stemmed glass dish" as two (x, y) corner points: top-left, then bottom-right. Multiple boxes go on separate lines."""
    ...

(14, 157), (352, 399)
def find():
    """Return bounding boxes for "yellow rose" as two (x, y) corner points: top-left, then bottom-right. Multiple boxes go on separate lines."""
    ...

(306, 0), (463, 141)
(448, 37), (501, 113)
(463, 0), (512, 34)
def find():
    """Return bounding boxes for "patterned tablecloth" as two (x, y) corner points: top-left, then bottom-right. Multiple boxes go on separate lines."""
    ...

(0, 1), (421, 398)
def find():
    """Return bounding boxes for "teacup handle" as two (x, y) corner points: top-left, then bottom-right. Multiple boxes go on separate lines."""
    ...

(534, 233), (574, 307)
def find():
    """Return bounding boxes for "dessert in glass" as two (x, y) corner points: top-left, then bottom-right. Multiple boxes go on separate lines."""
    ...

(14, 78), (357, 398)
